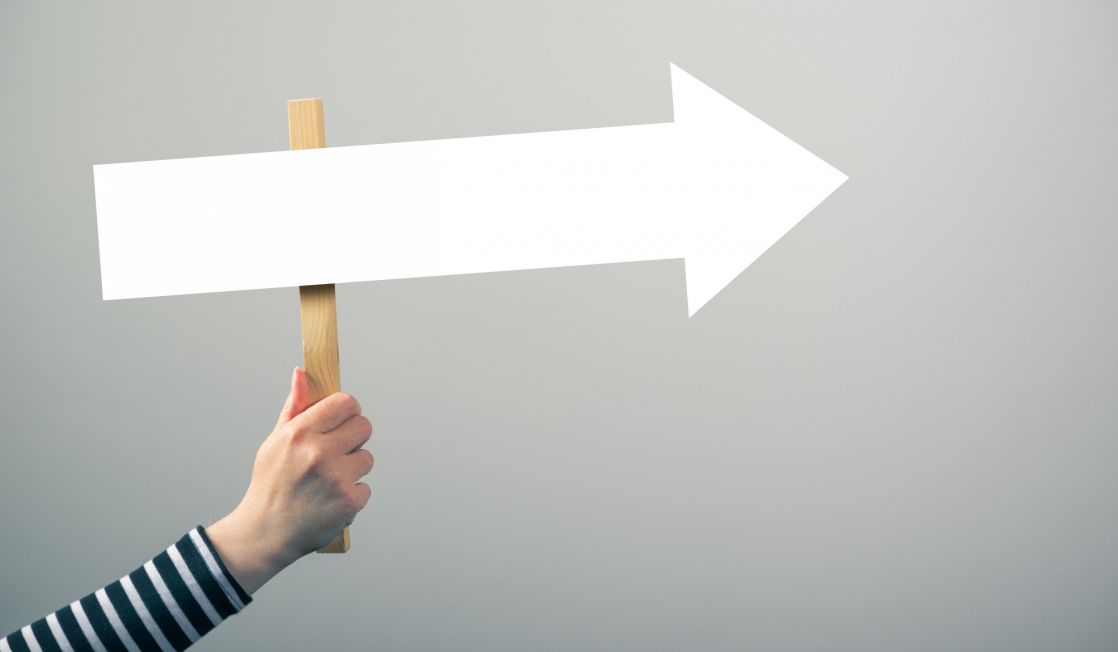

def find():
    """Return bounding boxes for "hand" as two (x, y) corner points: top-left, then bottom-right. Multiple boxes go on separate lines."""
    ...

(206, 367), (374, 594)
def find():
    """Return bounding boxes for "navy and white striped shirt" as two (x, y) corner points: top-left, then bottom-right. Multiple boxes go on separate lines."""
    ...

(2, 526), (252, 651)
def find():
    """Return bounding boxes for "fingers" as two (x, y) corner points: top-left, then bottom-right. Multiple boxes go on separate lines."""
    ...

(291, 391), (362, 434)
(351, 482), (372, 513)
(342, 482), (372, 527)
(326, 414), (373, 453)
(343, 448), (375, 481)
(276, 367), (310, 428)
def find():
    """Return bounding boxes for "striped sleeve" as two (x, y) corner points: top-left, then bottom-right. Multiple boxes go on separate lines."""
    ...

(2, 526), (253, 652)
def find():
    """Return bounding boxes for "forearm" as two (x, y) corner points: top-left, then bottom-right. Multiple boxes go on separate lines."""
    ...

(1, 526), (252, 652)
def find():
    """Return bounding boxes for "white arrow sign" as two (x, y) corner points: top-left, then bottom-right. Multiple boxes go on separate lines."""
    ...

(93, 64), (847, 316)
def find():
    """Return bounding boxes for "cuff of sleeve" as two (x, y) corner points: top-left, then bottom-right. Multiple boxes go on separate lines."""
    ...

(187, 525), (254, 609)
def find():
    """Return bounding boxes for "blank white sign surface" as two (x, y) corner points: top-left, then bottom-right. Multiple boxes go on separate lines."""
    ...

(93, 64), (846, 316)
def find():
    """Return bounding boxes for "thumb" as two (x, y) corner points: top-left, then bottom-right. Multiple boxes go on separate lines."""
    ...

(276, 366), (310, 427)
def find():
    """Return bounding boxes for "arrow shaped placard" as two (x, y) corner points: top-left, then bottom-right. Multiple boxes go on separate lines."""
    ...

(93, 64), (847, 316)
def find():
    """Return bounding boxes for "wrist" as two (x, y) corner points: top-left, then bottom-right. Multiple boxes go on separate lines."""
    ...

(205, 507), (299, 595)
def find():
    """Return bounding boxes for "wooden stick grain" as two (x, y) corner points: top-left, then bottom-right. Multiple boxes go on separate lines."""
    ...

(288, 98), (350, 554)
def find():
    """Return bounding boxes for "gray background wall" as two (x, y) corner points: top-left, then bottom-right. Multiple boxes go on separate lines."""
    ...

(2, 1), (1116, 649)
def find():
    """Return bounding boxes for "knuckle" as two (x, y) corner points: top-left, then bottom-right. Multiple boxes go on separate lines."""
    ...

(283, 423), (311, 445)
(347, 484), (372, 512)
(336, 392), (360, 415)
(340, 485), (363, 511)
(354, 449), (375, 474)
(302, 440), (330, 469)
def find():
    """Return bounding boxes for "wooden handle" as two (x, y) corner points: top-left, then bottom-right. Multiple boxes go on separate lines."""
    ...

(288, 98), (350, 554)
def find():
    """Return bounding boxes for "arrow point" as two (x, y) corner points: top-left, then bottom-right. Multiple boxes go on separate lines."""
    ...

(669, 62), (849, 319)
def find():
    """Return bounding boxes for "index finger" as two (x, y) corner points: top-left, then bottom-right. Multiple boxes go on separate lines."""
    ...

(290, 391), (361, 433)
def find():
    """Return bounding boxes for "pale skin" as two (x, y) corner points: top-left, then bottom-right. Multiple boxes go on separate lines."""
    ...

(206, 367), (374, 594)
